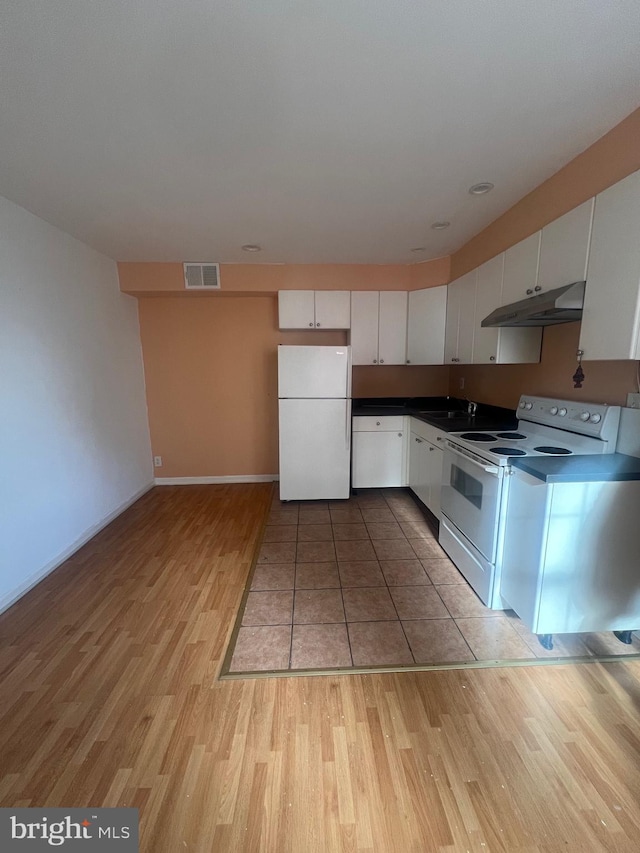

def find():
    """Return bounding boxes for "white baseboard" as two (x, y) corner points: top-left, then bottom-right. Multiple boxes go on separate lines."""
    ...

(154, 475), (278, 485)
(0, 481), (155, 616)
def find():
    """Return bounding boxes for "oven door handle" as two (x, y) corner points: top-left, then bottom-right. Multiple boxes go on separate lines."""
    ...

(445, 440), (502, 476)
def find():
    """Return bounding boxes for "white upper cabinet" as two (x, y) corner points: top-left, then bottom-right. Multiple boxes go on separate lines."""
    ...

(444, 271), (476, 364)
(473, 255), (504, 363)
(579, 169), (640, 361)
(278, 290), (350, 329)
(378, 292), (408, 364)
(502, 232), (541, 304)
(406, 286), (447, 364)
(474, 254), (542, 364)
(350, 291), (408, 365)
(537, 198), (594, 293)
(350, 292), (381, 364)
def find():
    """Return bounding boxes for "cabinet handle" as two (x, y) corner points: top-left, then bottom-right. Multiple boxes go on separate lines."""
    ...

(436, 436), (442, 441)
(398, 433), (402, 437)
(406, 359), (410, 364)
(316, 322), (321, 327)
(380, 358), (385, 364)
(534, 286), (542, 292)
(429, 446), (434, 451)
(415, 438), (422, 443)
(373, 359), (377, 364)
(308, 322), (314, 327)
(526, 289), (533, 295)
(451, 357), (459, 363)
(376, 421), (381, 426)
(489, 356), (495, 361)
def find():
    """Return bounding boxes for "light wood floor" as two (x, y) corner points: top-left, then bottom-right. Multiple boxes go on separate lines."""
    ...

(1, 484), (640, 852)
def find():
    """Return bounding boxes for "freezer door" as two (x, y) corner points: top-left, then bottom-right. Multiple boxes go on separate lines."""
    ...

(279, 398), (351, 500)
(278, 345), (351, 399)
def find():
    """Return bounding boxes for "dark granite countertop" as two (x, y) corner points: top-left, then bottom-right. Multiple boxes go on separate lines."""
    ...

(511, 453), (640, 483)
(352, 396), (518, 433)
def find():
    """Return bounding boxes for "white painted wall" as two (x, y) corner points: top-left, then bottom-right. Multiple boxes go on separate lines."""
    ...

(0, 196), (153, 613)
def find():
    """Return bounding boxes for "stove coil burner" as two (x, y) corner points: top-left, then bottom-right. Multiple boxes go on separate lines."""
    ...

(534, 446), (572, 455)
(495, 432), (526, 440)
(459, 433), (497, 442)
(491, 447), (527, 456)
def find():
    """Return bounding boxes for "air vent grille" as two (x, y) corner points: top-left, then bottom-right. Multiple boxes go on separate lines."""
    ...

(183, 263), (221, 290)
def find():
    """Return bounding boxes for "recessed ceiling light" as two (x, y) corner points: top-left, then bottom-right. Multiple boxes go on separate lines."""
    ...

(431, 221), (451, 230)
(410, 247), (427, 253)
(468, 182), (494, 195)
(241, 244), (262, 252)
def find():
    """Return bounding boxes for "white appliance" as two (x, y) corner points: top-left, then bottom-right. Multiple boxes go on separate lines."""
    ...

(278, 345), (352, 501)
(439, 395), (621, 610)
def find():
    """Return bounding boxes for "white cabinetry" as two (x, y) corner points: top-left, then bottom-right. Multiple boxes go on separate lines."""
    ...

(350, 292), (408, 365)
(537, 198), (594, 293)
(352, 416), (407, 488)
(278, 290), (350, 329)
(408, 418), (445, 518)
(474, 254), (542, 365)
(406, 285), (447, 364)
(501, 232), (541, 304)
(444, 272), (476, 364)
(579, 169), (640, 361)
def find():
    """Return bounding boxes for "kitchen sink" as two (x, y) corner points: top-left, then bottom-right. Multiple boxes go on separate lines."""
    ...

(418, 410), (469, 419)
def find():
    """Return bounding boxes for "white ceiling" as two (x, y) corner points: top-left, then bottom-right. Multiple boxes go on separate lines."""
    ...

(1, 2), (639, 264)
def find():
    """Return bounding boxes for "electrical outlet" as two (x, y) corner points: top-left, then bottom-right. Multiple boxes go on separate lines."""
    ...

(627, 393), (640, 409)
(459, 377), (465, 390)
(154, 456), (163, 467)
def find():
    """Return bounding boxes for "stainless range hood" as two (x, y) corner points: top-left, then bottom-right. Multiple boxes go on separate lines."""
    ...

(481, 281), (585, 328)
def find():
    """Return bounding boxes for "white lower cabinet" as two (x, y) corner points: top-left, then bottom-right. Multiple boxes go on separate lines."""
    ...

(352, 416), (407, 488)
(408, 419), (445, 518)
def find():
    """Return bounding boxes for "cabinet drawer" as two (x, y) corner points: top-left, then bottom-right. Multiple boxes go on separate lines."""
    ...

(409, 417), (447, 446)
(352, 415), (405, 432)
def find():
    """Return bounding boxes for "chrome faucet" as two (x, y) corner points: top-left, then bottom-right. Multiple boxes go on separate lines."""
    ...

(466, 399), (478, 416)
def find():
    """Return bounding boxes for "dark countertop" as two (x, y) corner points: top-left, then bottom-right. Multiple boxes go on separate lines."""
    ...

(352, 396), (518, 433)
(512, 453), (640, 483)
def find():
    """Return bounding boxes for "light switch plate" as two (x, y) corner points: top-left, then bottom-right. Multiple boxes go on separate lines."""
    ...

(626, 392), (640, 409)
(154, 456), (163, 467)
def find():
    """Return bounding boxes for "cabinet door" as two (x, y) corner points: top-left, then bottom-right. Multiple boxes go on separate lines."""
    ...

(502, 232), (541, 304)
(350, 292), (380, 365)
(352, 430), (405, 488)
(445, 272), (476, 363)
(406, 286), (447, 364)
(425, 444), (444, 518)
(444, 279), (461, 364)
(579, 169), (640, 360)
(408, 433), (430, 506)
(315, 291), (351, 329)
(278, 290), (315, 329)
(537, 198), (594, 293)
(473, 255), (503, 364)
(378, 291), (408, 365)
(456, 272), (476, 364)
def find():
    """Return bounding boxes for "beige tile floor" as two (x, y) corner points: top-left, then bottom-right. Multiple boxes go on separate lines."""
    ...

(226, 489), (640, 674)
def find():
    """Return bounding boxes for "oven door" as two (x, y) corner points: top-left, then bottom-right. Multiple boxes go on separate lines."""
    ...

(440, 440), (504, 563)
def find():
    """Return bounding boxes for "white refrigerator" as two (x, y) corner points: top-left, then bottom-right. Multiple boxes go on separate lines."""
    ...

(278, 345), (352, 501)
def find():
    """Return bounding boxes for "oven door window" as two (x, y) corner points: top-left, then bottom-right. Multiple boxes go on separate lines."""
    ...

(440, 448), (502, 563)
(451, 464), (483, 510)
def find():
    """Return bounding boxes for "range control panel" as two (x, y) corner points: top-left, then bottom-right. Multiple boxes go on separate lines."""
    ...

(517, 396), (621, 443)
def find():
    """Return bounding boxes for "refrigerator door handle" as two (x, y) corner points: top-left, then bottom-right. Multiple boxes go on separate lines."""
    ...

(345, 402), (349, 451)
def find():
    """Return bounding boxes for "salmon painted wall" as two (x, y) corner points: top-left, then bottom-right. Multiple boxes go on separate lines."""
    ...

(449, 323), (637, 409)
(449, 107), (640, 408)
(128, 258), (450, 477)
(119, 258), (450, 296)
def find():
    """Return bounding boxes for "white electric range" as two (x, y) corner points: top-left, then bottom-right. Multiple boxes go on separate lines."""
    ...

(438, 395), (621, 610)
